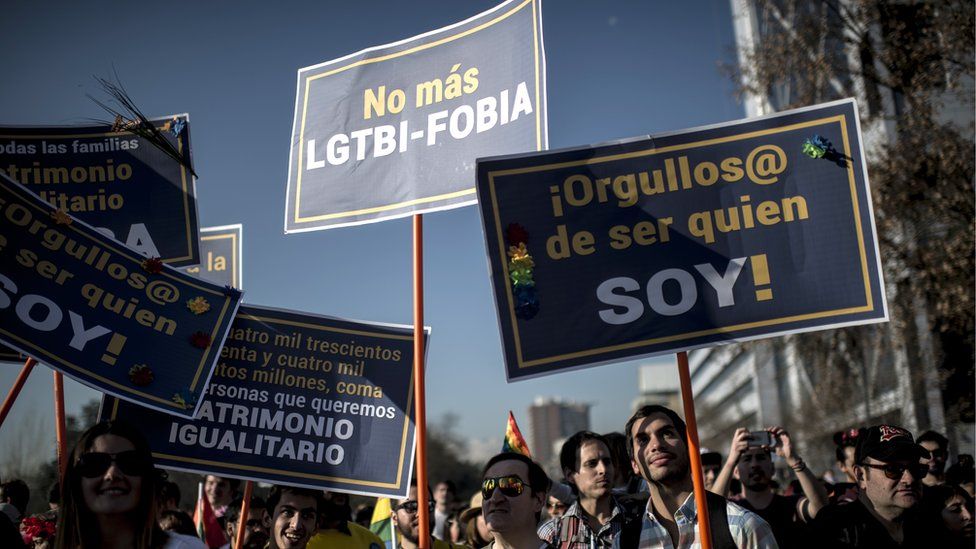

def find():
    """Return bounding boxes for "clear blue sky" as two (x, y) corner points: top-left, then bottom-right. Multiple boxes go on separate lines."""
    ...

(0, 0), (742, 460)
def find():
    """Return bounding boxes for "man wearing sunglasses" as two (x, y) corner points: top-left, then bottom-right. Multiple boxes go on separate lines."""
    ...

(812, 424), (930, 548)
(390, 480), (468, 549)
(539, 431), (626, 548)
(481, 452), (556, 549)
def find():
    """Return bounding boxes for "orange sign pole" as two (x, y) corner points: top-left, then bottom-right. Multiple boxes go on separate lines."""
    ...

(234, 480), (254, 549)
(54, 371), (68, 478)
(677, 350), (712, 549)
(0, 357), (36, 429)
(413, 214), (430, 549)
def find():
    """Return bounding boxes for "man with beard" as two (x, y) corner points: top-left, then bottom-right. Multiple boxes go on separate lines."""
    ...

(812, 425), (930, 548)
(538, 431), (626, 547)
(622, 405), (777, 548)
(264, 485), (323, 549)
(710, 427), (828, 548)
(391, 480), (469, 549)
(307, 490), (384, 549)
(220, 496), (268, 549)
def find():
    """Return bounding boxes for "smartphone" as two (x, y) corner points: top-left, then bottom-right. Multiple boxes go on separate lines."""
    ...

(748, 431), (777, 448)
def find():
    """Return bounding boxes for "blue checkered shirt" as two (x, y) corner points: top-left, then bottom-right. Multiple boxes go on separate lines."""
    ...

(625, 492), (778, 549)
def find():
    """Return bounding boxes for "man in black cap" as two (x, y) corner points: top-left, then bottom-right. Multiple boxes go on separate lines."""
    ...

(812, 424), (930, 548)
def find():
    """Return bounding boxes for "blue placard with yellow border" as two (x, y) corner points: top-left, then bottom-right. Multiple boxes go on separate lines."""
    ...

(0, 172), (242, 417)
(476, 99), (887, 381)
(0, 116), (200, 266)
(285, 0), (547, 232)
(98, 304), (425, 498)
(180, 224), (242, 289)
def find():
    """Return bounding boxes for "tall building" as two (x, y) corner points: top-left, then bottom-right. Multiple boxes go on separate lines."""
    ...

(527, 396), (590, 474)
(633, 361), (682, 413)
(688, 0), (975, 471)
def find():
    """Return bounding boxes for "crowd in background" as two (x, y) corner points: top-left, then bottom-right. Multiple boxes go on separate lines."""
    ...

(0, 406), (972, 548)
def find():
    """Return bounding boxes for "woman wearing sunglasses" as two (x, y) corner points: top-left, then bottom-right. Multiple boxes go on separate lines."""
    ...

(54, 420), (204, 549)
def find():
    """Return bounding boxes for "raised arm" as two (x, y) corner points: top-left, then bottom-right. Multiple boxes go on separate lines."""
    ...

(769, 426), (829, 520)
(711, 427), (750, 496)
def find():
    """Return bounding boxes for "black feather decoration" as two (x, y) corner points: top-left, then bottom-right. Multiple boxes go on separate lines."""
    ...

(87, 75), (196, 177)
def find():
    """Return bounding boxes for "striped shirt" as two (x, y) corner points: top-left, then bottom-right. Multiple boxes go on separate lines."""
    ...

(538, 498), (626, 548)
(629, 492), (778, 549)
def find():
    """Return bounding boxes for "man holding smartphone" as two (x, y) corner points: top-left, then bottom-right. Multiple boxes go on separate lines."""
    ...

(710, 427), (829, 548)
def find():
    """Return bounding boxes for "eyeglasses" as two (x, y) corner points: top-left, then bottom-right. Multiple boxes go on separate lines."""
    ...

(481, 475), (530, 499)
(395, 500), (435, 514)
(547, 501), (567, 510)
(76, 451), (149, 478)
(860, 462), (928, 481)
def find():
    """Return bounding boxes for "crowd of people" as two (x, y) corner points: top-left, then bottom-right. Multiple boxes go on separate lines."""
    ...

(0, 405), (972, 548)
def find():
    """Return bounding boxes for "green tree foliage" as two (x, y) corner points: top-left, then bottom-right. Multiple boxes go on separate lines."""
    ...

(732, 0), (974, 424)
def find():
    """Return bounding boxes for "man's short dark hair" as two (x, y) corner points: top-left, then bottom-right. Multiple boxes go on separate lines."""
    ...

(47, 481), (60, 507)
(266, 485), (324, 518)
(159, 509), (197, 536)
(435, 479), (456, 493)
(0, 479), (29, 514)
(159, 481), (181, 507)
(225, 495), (267, 523)
(482, 452), (550, 496)
(207, 475), (242, 493)
(625, 405), (687, 460)
(559, 431), (609, 476)
(916, 430), (949, 456)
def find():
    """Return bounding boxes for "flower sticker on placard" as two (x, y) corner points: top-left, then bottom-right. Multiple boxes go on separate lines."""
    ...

(50, 209), (72, 225)
(189, 331), (212, 349)
(187, 297), (210, 315)
(141, 257), (164, 274)
(128, 364), (154, 386)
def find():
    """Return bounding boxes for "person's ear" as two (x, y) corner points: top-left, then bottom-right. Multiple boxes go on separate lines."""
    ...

(531, 491), (545, 513)
(263, 509), (272, 528)
(565, 468), (577, 486)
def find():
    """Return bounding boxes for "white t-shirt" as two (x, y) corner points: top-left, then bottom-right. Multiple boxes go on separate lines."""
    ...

(164, 532), (209, 549)
(433, 507), (449, 540)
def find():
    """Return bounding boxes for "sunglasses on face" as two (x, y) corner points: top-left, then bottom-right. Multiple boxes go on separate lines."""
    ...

(860, 462), (928, 480)
(481, 475), (530, 499)
(547, 501), (567, 510)
(395, 500), (435, 514)
(76, 451), (149, 478)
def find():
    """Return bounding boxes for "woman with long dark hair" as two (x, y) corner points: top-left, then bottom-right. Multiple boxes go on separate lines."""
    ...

(54, 420), (203, 549)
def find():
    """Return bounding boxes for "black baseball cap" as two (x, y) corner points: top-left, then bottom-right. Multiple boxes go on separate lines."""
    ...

(856, 425), (928, 463)
(701, 451), (722, 468)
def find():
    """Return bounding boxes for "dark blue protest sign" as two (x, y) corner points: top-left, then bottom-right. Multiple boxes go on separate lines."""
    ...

(0, 116), (200, 266)
(0, 172), (242, 417)
(477, 99), (887, 381)
(180, 224), (243, 289)
(98, 304), (425, 498)
(285, 0), (547, 232)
